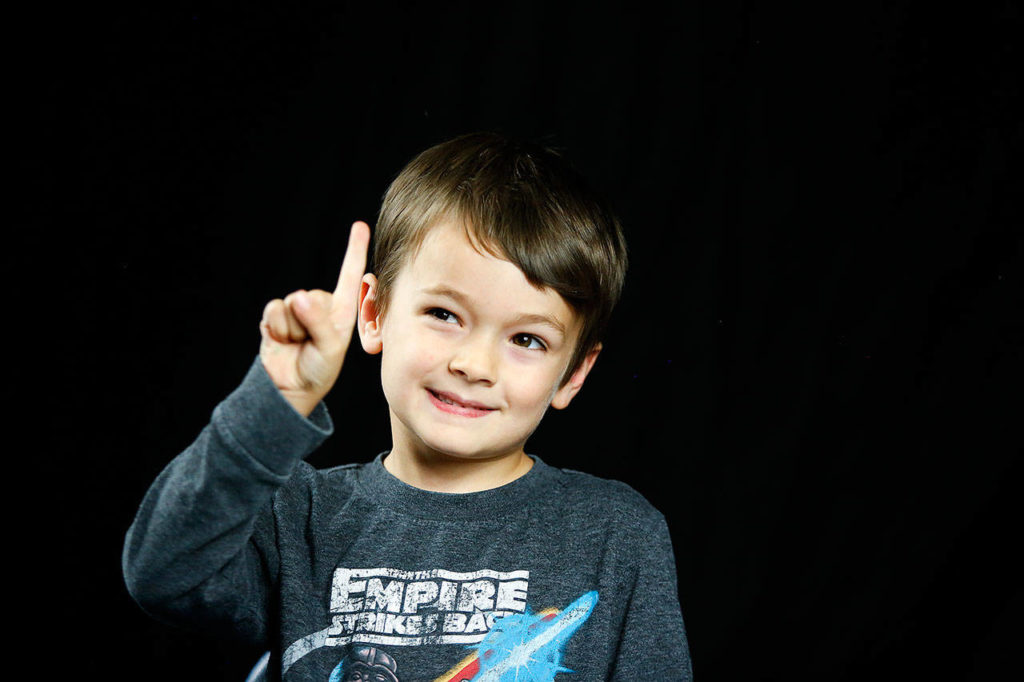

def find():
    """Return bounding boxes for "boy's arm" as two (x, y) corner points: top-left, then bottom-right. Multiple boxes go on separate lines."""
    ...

(612, 514), (694, 681)
(121, 356), (333, 641)
(122, 221), (370, 641)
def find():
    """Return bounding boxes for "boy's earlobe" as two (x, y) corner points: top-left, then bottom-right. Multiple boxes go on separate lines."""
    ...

(550, 343), (602, 410)
(357, 273), (383, 355)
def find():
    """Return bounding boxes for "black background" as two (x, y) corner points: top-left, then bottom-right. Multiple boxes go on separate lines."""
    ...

(20, 1), (1020, 679)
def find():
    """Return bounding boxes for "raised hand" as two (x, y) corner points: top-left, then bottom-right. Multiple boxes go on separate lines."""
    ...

(259, 221), (371, 416)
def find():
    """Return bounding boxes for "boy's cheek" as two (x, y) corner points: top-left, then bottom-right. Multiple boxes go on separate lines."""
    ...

(401, 343), (442, 370)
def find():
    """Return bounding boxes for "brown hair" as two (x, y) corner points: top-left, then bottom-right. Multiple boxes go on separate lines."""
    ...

(372, 132), (628, 385)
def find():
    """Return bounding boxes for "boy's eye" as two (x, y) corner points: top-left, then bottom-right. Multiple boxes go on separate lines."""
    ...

(427, 308), (459, 324)
(511, 333), (546, 350)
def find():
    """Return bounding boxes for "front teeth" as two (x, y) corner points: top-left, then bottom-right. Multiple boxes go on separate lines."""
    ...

(435, 391), (459, 406)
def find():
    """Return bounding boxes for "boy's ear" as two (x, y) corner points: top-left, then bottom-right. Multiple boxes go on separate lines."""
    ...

(357, 273), (383, 355)
(550, 343), (602, 410)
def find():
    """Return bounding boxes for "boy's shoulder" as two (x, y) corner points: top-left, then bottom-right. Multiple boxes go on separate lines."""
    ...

(541, 461), (666, 525)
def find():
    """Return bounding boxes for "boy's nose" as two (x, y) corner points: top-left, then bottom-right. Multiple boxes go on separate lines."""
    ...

(448, 337), (496, 384)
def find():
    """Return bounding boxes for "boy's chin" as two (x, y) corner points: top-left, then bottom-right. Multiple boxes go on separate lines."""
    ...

(420, 444), (526, 463)
(398, 435), (528, 464)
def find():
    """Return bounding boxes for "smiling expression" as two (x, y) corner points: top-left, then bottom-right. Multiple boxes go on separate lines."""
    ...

(357, 221), (601, 466)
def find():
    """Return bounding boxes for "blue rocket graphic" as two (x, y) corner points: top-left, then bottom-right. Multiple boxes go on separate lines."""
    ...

(469, 590), (598, 681)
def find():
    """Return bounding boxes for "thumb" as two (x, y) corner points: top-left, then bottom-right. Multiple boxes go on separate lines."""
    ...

(291, 290), (348, 360)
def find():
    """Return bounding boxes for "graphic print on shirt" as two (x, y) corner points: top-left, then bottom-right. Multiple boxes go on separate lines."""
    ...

(433, 590), (599, 681)
(328, 645), (400, 682)
(283, 566), (598, 680)
(329, 568), (533, 645)
(326, 592), (599, 682)
(284, 567), (528, 670)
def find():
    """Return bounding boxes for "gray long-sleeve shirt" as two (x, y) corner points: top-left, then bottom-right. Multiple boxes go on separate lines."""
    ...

(123, 357), (693, 681)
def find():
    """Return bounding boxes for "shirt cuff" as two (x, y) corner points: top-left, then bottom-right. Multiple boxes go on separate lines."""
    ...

(211, 355), (335, 476)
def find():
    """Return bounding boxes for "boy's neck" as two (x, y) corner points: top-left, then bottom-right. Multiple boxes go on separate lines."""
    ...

(382, 449), (535, 494)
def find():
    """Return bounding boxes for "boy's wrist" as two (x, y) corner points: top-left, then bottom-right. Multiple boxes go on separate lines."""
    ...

(253, 356), (326, 418)
(275, 388), (323, 418)
(215, 357), (334, 476)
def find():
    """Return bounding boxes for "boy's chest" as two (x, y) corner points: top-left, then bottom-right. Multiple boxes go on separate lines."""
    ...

(274, 505), (629, 680)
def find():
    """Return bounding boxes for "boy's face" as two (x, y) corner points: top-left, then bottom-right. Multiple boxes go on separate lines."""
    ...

(358, 221), (600, 465)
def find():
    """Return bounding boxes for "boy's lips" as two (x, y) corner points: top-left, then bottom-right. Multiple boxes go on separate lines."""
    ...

(427, 388), (497, 416)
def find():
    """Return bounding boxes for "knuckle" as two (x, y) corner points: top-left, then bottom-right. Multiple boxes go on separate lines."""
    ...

(310, 290), (333, 308)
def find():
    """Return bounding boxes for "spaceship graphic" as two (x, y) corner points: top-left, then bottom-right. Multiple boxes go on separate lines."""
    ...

(438, 590), (599, 682)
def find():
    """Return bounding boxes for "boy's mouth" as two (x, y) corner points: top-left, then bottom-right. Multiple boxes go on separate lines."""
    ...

(427, 389), (497, 416)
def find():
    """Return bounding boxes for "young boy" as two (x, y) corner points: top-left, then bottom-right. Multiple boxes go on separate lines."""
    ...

(123, 132), (693, 681)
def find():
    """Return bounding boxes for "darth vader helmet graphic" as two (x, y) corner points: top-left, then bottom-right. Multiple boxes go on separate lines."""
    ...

(332, 646), (400, 682)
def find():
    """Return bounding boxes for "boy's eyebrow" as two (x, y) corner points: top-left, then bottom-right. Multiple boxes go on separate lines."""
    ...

(420, 285), (567, 336)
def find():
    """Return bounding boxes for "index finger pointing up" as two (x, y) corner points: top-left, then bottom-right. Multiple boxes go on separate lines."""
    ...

(331, 220), (371, 314)
(333, 221), (371, 293)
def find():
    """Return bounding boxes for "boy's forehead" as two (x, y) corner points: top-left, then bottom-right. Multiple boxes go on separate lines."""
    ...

(407, 222), (526, 288)
(400, 221), (581, 333)
(408, 217), (497, 262)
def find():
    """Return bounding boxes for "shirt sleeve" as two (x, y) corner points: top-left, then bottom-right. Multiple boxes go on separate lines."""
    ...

(121, 356), (333, 644)
(611, 512), (694, 680)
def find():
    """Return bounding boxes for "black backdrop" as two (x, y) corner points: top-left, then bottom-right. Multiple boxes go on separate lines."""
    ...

(21, 1), (1020, 680)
